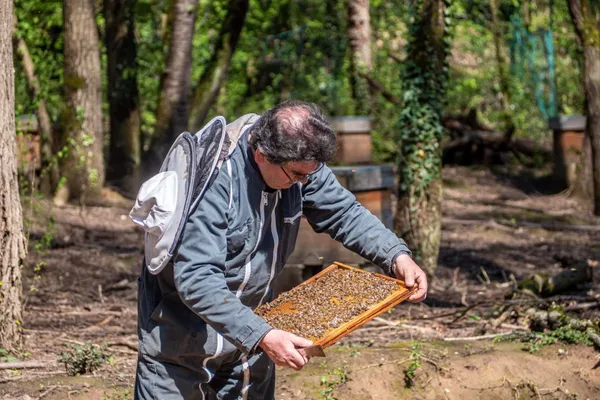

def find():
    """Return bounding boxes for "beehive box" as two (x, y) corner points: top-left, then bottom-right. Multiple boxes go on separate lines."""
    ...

(329, 116), (374, 164)
(256, 262), (416, 349)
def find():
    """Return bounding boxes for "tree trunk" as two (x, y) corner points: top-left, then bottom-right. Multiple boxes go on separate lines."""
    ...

(489, 0), (514, 139)
(104, 0), (142, 193)
(347, 0), (372, 115)
(575, 129), (594, 201)
(189, 0), (249, 131)
(568, 0), (600, 215)
(147, 0), (197, 166)
(396, 179), (443, 280)
(58, 0), (105, 204)
(12, 13), (59, 195)
(0, 1), (25, 350)
(395, 0), (448, 281)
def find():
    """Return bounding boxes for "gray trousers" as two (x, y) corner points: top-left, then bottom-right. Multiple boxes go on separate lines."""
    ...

(134, 349), (275, 400)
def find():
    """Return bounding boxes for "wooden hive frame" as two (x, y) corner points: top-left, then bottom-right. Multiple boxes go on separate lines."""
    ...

(296, 261), (417, 349)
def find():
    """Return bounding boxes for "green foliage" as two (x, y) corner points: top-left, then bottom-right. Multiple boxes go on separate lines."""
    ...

(136, 0), (169, 144)
(494, 325), (594, 353)
(103, 388), (132, 400)
(12, 0), (588, 170)
(14, 0), (64, 121)
(446, 0), (584, 142)
(57, 343), (113, 376)
(404, 341), (422, 388)
(22, 190), (55, 298)
(216, 0), (355, 120)
(0, 349), (19, 363)
(32, 216), (55, 255)
(319, 367), (348, 400)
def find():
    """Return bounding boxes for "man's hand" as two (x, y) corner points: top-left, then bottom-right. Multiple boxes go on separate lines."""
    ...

(258, 329), (313, 370)
(393, 254), (428, 302)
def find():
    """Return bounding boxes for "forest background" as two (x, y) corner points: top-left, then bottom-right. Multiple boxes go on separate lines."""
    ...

(1, 0), (600, 398)
(12, 0), (582, 169)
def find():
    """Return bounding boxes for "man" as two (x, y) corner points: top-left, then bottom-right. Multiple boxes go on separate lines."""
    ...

(135, 100), (428, 399)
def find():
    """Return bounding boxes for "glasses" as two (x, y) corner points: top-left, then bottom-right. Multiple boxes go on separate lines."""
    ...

(279, 163), (324, 184)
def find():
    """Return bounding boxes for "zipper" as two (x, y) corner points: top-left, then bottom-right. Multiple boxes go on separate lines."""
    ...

(236, 190), (266, 299)
(258, 191), (279, 307)
(284, 210), (303, 224)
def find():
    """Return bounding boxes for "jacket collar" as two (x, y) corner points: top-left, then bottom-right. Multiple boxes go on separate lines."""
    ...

(238, 129), (271, 191)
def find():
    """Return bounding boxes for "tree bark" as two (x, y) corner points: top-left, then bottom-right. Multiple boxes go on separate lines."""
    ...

(489, 0), (514, 140)
(394, 0), (447, 281)
(0, 2), (25, 350)
(147, 0), (197, 166)
(104, 0), (141, 192)
(12, 13), (59, 195)
(189, 0), (249, 131)
(58, 0), (105, 204)
(396, 179), (443, 281)
(568, 0), (600, 215)
(575, 129), (594, 200)
(347, 0), (372, 115)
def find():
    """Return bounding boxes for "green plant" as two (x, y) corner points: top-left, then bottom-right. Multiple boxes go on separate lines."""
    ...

(494, 324), (594, 353)
(319, 367), (348, 400)
(26, 215), (55, 298)
(0, 349), (18, 363)
(103, 387), (132, 400)
(57, 343), (112, 376)
(32, 216), (55, 255)
(404, 341), (422, 388)
(349, 348), (361, 358)
(521, 333), (557, 353)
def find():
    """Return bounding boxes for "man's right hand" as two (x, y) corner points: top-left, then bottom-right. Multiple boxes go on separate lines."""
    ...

(258, 329), (313, 370)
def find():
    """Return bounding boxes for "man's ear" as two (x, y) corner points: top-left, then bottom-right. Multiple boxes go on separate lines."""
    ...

(254, 148), (267, 166)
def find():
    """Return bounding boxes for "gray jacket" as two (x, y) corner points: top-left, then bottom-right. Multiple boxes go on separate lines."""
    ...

(137, 117), (411, 375)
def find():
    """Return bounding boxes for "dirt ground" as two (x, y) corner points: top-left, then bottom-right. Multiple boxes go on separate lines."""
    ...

(1, 165), (599, 399)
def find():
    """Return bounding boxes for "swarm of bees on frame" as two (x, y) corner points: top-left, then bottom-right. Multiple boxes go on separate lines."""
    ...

(255, 268), (399, 341)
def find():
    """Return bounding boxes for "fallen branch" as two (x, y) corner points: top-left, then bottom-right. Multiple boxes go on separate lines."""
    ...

(442, 217), (600, 233)
(37, 384), (60, 399)
(0, 360), (56, 369)
(84, 315), (115, 331)
(358, 323), (438, 336)
(372, 317), (400, 326)
(441, 111), (552, 166)
(56, 338), (86, 346)
(0, 370), (60, 384)
(443, 332), (515, 342)
(564, 301), (600, 312)
(108, 339), (138, 352)
(498, 323), (528, 331)
(61, 310), (124, 317)
(519, 262), (593, 297)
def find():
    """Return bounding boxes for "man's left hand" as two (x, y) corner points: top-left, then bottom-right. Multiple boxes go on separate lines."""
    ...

(393, 254), (428, 302)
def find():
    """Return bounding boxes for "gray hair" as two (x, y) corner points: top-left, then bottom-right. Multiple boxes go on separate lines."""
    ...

(248, 100), (337, 165)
